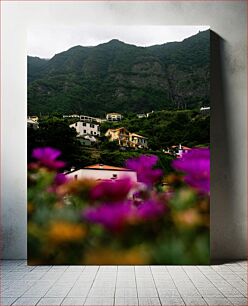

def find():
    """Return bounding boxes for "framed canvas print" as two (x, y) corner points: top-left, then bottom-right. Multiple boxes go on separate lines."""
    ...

(27, 25), (210, 265)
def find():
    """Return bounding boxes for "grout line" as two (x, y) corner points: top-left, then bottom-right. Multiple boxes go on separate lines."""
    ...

(134, 266), (139, 306)
(206, 267), (247, 297)
(61, 265), (86, 304)
(113, 266), (118, 306)
(182, 266), (207, 301)
(149, 266), (162, 306)
(195, 266), (228, 298)
(83, 266), (100, 305)
(164, 266), (186, 306)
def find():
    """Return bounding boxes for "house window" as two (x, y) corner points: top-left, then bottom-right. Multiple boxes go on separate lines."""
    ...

(83, 122), (86, 126)
(94, 132), (96, 135)
(84, 130), (86, 133)
(75, 122), (78, 126)
(91, 131), (93, 135)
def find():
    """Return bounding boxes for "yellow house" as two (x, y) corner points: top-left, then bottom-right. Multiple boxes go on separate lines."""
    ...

(105, 127), (130, 147)
(129, 133), (148, 149)
(105, 128), (148, 149)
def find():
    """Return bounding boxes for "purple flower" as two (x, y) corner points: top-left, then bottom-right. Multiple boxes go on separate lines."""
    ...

(54, 173), (68, 186)
(90, 177), (134, 202)
(48, 173), (69, 193)
(137, 199), (165, 220)
(32, 147), (65, 169)
(125, 155), (163, 186)
(172, 148), (210, 194)
(83, 202), (133, 231)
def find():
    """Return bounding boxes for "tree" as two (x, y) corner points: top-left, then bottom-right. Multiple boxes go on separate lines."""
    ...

(28, 118), (83, 169)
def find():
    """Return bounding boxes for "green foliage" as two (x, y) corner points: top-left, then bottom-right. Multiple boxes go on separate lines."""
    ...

(101, 110), (209, 149)
(28, 150), (210, 265)
(28, 30), (210, 115)
(28, 117), (89, 169)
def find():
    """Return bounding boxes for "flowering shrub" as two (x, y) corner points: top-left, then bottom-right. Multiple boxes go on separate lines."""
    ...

(28, 147), (210, 265)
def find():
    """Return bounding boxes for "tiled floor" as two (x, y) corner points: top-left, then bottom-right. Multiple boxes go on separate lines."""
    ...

(1, 260), (247, 305)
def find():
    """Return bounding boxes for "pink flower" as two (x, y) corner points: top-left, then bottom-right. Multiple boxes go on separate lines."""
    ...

(32, 147), (65, 169)
(83, 202), (133, 231)
(125, 155), (163, 186)
(172, 148), (210, 194)
(90, 177), (134, 203)
(137, 199), (165, 220)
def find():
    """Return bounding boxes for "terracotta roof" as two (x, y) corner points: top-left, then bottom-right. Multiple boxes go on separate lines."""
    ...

(84, 164), (132, 171)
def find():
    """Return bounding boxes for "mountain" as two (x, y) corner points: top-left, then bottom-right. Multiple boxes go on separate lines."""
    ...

(28, 30), (210, 116)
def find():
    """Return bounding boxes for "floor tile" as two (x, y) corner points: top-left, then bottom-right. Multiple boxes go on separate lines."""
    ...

(204, 297), (233, 305)
(37, 297), (64, 305)
(1, 260), (247, 306)
(160, 297), (185, 305)
(84, 297), (114, 305)
(0, 297), (18, 306)
(61, 297), (86, 305)
(12, 297), (41, 305)
(228, 297), (248, 305)
(137, 287), (158, 297)
(157, 288), (181, 298)
(115, 288), (137, 298)
(182, 297), (207, 305)
(138, 297), (161, 305)
(115, 297), (139, 305)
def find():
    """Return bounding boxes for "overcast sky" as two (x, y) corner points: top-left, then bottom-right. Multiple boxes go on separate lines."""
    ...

(28, 25), (209, 59)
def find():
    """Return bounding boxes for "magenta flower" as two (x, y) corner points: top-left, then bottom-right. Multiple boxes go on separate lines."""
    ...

(137, 199), (165, 220)
(83, 202), (133, 231)
(90, 177), (134, 203)
(32, 147), (65, 169)
(54, 173), (68, 186)
(48, 173), (69, 193)
(172, 148), (210, 194)
(125, 155), (163, 186)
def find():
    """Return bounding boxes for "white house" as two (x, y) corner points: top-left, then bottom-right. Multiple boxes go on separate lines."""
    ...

(63, 114), (80, 119)
(79, 115), (106, 124)
(66, 164), (137, 182)
(170, 144), (192, 158)
(137, 114), (146, 119)
(106, 112), (123, 121)
(200, 106), (210, 114)
(28, 116), (39, 122)
(27, 118), (39, 129)
(70, 121), (100, 136)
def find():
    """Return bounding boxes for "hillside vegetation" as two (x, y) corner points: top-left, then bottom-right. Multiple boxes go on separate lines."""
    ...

(28, 30), (210, 115)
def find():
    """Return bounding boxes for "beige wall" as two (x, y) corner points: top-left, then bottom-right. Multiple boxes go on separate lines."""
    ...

(66, 169), (137, 182)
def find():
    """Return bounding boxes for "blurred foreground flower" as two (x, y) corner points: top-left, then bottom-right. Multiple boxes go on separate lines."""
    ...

(47, 221), (87, 244)
(137, 199), (165, 220)
(126, 155), (162, 186)
(172, 208), (203, 228)
(28, 148), (210, 265)
(90, 177), (134, 202)
(172, 148), (210, 194)
(84, 246), (149, 265)
(83, 201), (133, 231)
(32, 147), (65, 169)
